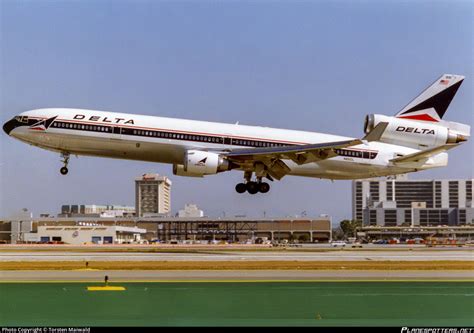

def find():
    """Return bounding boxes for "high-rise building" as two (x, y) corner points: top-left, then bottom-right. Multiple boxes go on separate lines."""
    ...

(135, 174), (172, 217)
(352, 177), (473, 226)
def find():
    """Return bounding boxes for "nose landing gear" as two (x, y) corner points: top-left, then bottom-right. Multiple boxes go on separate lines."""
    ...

(60, 152), (70, 175)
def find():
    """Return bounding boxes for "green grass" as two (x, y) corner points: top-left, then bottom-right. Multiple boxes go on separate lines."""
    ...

(0, 282), (472, 326)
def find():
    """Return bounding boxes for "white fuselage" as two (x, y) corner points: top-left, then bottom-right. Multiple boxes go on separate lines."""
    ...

(7, 108), (448, 179)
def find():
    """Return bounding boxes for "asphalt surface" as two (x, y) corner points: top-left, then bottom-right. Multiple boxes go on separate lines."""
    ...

(0, 269), (472, 281)
(1, 250), (472, 261)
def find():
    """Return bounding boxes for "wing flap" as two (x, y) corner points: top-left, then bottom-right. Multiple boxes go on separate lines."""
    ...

(225, 139), (362, 163)
(266, 159), (292, 180)
(224, 138), (363, 180)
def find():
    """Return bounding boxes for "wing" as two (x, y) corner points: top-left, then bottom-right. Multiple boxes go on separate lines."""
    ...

(224, 138), (363, 180)
(390, 144), (458, 164)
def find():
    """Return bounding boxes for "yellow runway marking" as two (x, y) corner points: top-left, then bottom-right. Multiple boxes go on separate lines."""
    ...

(87, 286), (126, 291)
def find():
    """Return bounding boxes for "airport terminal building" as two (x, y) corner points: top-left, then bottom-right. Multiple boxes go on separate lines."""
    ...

(352, 177), (474, 226)
(30, 225), (147, 245)
(0, 170), (331, 244)
(0, 215), (332, 244)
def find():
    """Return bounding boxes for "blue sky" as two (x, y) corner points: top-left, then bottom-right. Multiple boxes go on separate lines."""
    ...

(0, 0), (472, 223)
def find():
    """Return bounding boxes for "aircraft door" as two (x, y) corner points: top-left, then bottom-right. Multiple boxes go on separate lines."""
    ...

(112, 126), (123, 139)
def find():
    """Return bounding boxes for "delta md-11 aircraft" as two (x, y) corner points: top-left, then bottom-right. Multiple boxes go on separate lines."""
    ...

(3, 74), (470, 194)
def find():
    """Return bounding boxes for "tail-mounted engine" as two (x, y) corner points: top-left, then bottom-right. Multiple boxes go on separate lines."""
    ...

(364, 114), (468, 148)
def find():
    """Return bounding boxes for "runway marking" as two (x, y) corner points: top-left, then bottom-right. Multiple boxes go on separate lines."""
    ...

(87, 286), (126, 291)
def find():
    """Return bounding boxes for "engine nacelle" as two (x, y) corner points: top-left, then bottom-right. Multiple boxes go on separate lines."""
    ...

(173, 164), (204, 178)
(173, 150), (231, 177)
(364, 114), (467, 148)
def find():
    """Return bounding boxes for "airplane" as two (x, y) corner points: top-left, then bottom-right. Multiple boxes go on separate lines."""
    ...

(3, 74), (470, 194)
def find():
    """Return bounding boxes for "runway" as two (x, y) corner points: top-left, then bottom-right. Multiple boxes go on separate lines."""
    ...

(0, 269), (473, 282)
(1, 249), (473, 261)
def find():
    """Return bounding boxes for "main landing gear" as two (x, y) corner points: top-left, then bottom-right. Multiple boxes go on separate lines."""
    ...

(235, 180), (271, 194)
(235, 172), (271, 194)
(60, 152), (70, 175)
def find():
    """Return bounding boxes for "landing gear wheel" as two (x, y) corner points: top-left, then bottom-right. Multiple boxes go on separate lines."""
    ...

(235, 183), (247, 194)
(246, 181), (259, 194)
(258, 182), (270, 193)
(60, 152), (70, 175)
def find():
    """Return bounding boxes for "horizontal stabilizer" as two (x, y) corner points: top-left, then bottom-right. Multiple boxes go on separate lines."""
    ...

(390, 144), (458, 164)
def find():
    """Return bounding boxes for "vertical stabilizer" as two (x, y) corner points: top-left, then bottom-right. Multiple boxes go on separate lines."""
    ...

(395, 74), (464, 122)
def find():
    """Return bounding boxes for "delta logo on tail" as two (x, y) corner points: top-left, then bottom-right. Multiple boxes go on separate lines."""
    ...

(29, 116), (58, 131)
(395, 74), (464, 123)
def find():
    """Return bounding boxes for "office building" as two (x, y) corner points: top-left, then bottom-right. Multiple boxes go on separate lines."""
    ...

(59, 204), (135, 217)
(178, 204), (204, 218)
(352, 177), (473, 226)
(135, 174), (172, 217)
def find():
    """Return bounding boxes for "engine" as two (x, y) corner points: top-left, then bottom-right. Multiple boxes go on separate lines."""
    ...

(173, 150), (232, 177)
(364, 114), (467, 148)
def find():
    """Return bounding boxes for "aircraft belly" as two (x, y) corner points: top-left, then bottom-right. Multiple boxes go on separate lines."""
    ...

(20, 131), (190, 164)
(13, 129), (417, 180)
(70, 135), (187, 163)
(286, 158), (392, 180)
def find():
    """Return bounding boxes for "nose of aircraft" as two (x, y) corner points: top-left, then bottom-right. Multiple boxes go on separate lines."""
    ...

(3, 118), (16, 135)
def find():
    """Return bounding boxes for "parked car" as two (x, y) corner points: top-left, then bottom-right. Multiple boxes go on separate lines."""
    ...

(413, 238), (425, 244)
(351, 242), (363, 248)
(331, 241), (347, 247)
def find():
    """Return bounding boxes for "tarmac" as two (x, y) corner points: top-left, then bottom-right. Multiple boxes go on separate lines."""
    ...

(1, 247), (472, 282)
(0, 269), (472, 282)
(1, 249), (473, 261)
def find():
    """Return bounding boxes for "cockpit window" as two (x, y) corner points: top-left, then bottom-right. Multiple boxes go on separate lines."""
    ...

(14, 116), (29, 123)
